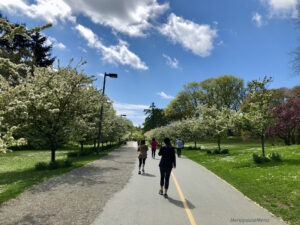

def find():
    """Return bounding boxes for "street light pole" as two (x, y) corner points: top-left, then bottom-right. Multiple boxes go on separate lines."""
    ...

(97, 72), (118, 154)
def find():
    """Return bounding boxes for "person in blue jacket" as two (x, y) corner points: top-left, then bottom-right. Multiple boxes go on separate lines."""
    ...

(158, 137), (176, 198)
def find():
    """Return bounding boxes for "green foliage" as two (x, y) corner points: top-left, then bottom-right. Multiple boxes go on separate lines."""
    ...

(35, 159), (73, 171)
(269, 152), (282, 162)
(207, 148), (229, 155)
(220, 149), (229, 154)
(143, 102), (167, 132)
(0, 15), (53, 84)
(252, 153), (270, 164)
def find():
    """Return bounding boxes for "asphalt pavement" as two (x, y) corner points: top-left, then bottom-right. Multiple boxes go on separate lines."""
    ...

(0, 141), (287, 225)
(91, 141), (287, 225)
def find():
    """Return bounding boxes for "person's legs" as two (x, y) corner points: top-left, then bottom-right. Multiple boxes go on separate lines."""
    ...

(152, 149), (156, 159)
(164, 167), (172, 197)
(138, 158), (142, 174)
(159, 167), (165, 194)
(142, 158), (146, 172)
(177, 148), (182, 157)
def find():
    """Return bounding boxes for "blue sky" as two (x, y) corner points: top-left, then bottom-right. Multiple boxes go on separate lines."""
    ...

(1, 0), (299, 126)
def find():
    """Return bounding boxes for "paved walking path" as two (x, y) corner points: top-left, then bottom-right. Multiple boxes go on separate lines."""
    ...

(92, 142), (286, 225)
(0, 142), (287, 225)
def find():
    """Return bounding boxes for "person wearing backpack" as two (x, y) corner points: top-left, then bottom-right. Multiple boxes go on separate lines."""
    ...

(158, 137), (176, 198)
(137, 140), (148, 174)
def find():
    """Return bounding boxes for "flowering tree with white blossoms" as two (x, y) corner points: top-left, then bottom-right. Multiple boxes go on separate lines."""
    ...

(197, 104), (235, 151)
(240, 77), (274, 157)
(6, 63), (97, 162)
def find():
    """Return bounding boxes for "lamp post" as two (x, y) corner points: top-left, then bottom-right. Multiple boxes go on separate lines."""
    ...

(97, 72), (118, 154)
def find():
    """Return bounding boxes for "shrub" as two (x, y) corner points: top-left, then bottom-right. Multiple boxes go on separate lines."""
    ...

(269, 152), (282, 162)
(252, 153), (270, 164)
(206, 150), (212, 154)
(35, 162), (48, 170)
(220, 149), (229, 154)
(213, 149), (221, 154)
(48, 161), (60, 170)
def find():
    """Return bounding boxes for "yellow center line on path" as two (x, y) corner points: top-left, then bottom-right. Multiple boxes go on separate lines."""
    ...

(171, 172), (197, 225)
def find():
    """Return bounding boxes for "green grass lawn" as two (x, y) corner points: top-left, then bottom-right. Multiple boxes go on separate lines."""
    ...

(0, 146), (114, 205)
(183, 139), (300, 225)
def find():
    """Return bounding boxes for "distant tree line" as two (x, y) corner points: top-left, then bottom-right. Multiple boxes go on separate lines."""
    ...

(144, 75), (300, 158)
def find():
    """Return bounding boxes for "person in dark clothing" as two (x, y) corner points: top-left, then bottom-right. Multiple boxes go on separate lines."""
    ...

(158, 137), (176, 198)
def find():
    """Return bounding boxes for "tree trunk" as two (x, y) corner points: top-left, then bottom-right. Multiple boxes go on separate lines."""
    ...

(51, 144), (56, 162)
(194, 140), (197, 149)
(261, 134), (265, 157)
(80, 141), (84, 152)
(217, 136), (221, 151)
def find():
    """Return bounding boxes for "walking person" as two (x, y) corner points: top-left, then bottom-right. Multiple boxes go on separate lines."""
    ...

(137, 140), (148, 174)
(176, 139), (183, 158)
(150, 138), (158, 159)
(158, 138), (176, 198)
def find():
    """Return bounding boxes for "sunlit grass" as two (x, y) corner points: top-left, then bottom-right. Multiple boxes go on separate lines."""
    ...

(183, 139), (300, 225)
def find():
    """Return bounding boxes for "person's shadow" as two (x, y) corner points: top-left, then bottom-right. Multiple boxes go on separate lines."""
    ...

(141, 173), (156, 177)
(167, 196), (195, 209)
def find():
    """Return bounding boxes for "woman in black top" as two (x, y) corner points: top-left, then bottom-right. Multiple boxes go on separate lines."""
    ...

(158, 137), (176, 198)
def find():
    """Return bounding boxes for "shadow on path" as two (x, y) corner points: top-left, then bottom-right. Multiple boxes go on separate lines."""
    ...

(167, 196), (195, 209)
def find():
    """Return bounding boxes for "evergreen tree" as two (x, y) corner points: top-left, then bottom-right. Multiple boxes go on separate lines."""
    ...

(143, 102), (167, 132)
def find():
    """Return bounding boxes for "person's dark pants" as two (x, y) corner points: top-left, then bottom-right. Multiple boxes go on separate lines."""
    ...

(152, 149), (156, 158)
(139, 158), (146, 168)
(160, 166), (172, 189)
(177, 148), (182, 157)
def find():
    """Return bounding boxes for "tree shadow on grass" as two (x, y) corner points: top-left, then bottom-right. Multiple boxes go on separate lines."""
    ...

(233, 158), (300, 169)
(282, 158), (300, 166)
(0, 164), (121, 195)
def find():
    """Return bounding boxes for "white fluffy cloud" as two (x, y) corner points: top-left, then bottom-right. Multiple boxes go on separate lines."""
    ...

(0, 0), (76, 24)
(0, 0), (168, 36)
(156, 91), (174, 100)
(65, 0), (169, 36)
(159, 13), (218, 57)
(75, 24), (148, 70)
(261, 0), (299, 18)
(162, 54), (179, 69)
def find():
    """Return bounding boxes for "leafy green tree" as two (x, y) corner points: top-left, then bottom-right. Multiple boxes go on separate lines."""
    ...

(164, 90), (197, 121)
(199, 75), (245, 111)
